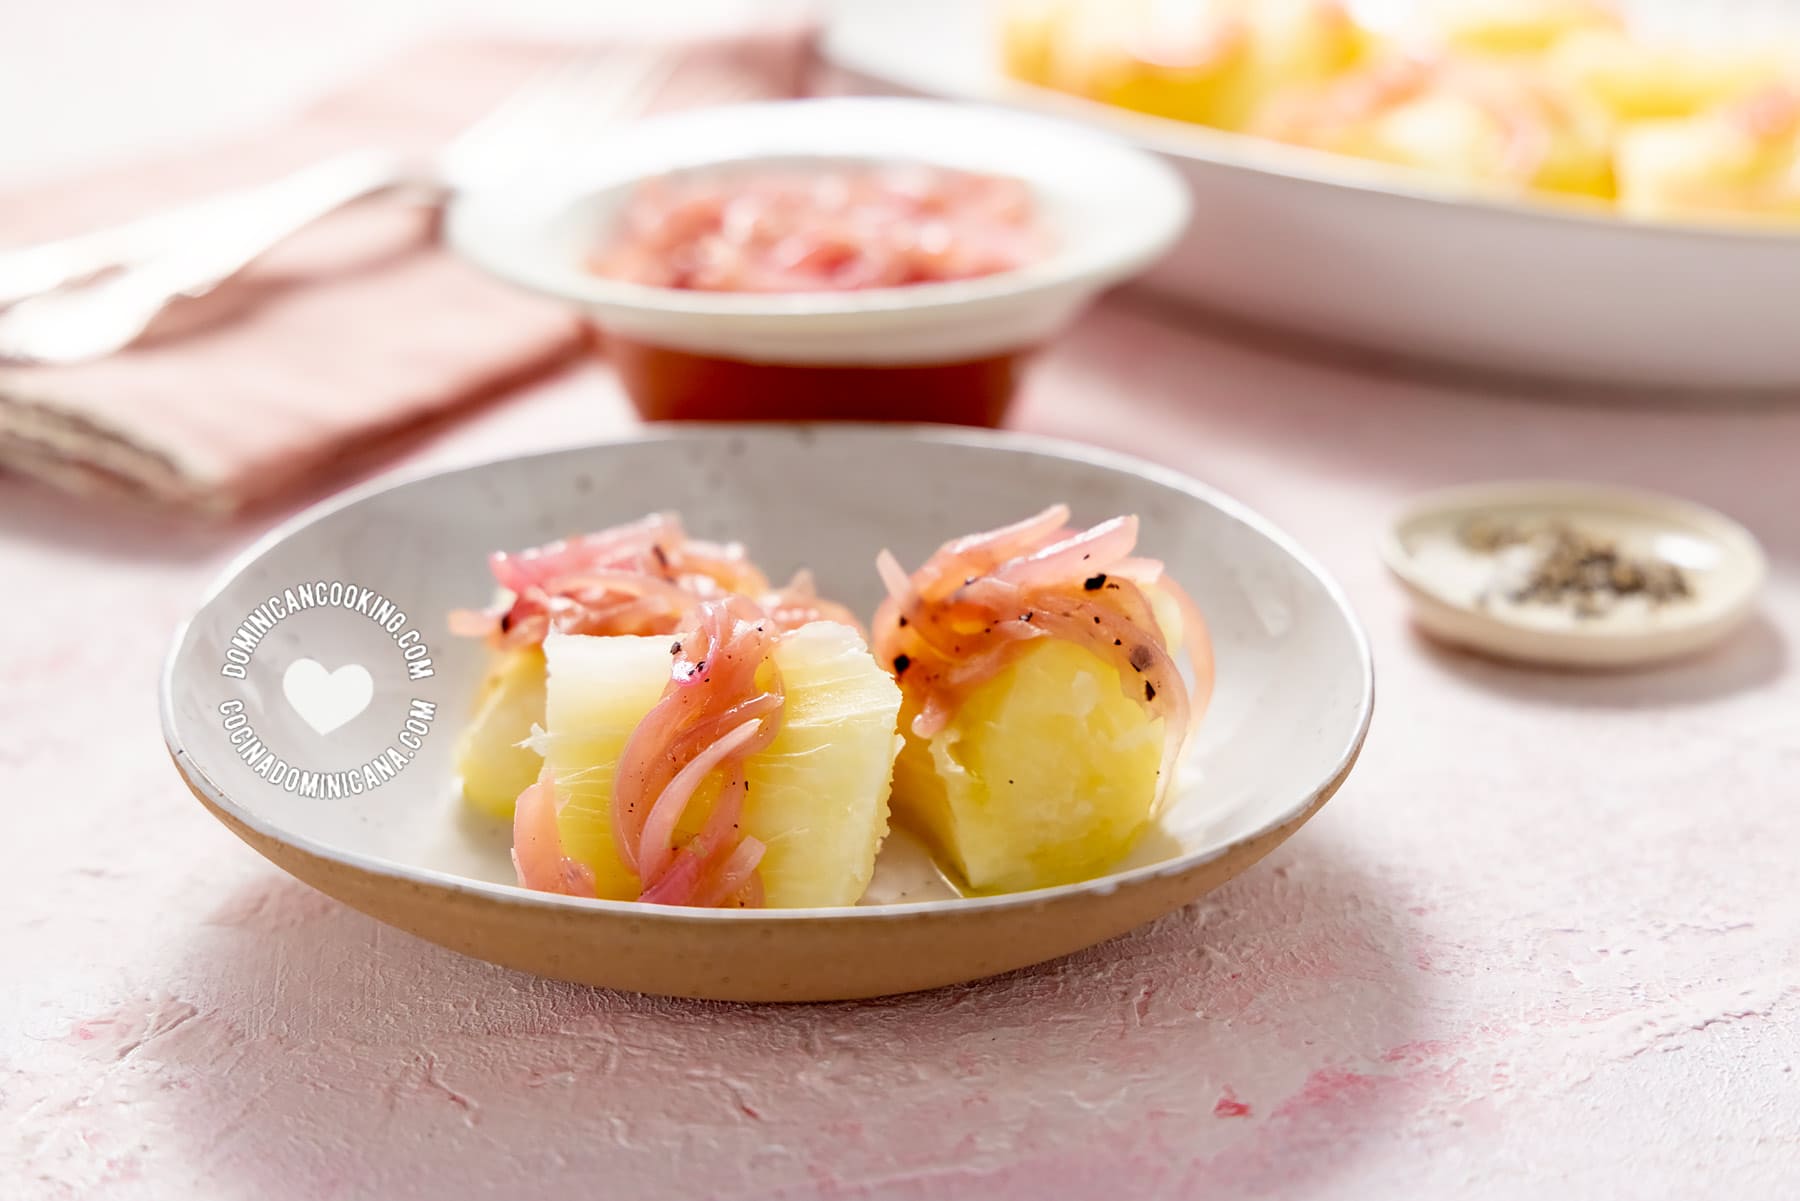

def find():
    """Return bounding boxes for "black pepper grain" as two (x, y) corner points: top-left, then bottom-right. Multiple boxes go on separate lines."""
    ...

(1462, 517), (1692, 618)
(1145, 682), (1157, 702)
(1084, 573), (1108, 590)
(1128, 645), (1154, 672)
(893, 653), (911, 676)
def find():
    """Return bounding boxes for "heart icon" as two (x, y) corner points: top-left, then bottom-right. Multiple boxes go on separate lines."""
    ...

(282, 658), (374, 736)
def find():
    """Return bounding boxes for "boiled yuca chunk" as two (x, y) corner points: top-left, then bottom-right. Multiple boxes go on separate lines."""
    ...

(892, 637), (1166, 896)
(1257, 56), (1616, 200)
(872, 507), (1210, 897)
(1547, 31), (1787, 123)
(1019, 0), (1367, 133)
(1615, 88), (1800, 223)
(455, 649), (546, 820)
(1426, 0), (1620, 55)
(537, 622), (903, 907)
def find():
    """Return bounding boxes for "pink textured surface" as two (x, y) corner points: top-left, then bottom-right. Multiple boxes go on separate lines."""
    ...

(9, 306), (1800, 1199)
(6, 9), (1800, 1199)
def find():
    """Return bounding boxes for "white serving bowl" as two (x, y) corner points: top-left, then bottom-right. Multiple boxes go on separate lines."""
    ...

(446, 98), (1189, 424)
(825, 0), (1800, 392)
(160, 426), (1372, 1002)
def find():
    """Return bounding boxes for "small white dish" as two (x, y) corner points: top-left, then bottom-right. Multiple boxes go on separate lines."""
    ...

(1383, 481), (1766, 668)
(445, 98), (1189, 423)
(824, 0), (1800, 391)
(160, 426), (1372, 1001)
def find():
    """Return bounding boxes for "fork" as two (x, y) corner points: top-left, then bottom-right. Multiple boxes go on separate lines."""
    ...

(0, 46), (693, 367)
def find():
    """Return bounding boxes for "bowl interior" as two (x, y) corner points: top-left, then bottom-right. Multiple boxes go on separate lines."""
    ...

(163, 426), (1371, 916)
(556, 153), (1067, 303)
(446, 97), (1190, 321)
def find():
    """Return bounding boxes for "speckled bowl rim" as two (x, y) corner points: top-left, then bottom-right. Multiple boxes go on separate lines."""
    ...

(161, 424), (1374, 924)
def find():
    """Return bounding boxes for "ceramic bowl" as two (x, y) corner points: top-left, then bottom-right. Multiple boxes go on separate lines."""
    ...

(825, 0), (1800, 391)
(444, 98), (1189, 425)
(1383, 480), (1766, 667)
(161, 426), (1372, 1001)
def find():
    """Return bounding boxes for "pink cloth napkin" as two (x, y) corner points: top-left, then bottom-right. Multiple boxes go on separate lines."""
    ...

(0, 31), (814, 515)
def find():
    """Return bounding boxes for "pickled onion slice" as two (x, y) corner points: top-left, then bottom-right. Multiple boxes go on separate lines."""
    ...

(916, 503), (1071, 593)
(635, 718), (765, 885)
(511, 766), (597, 898)
(609, 596), (786, 908)
(451, 512), (860, 652)
(992, 516), (1139, 592)
(761, 569), (863, 632)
